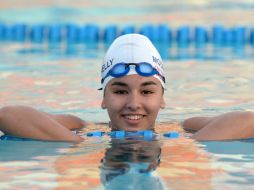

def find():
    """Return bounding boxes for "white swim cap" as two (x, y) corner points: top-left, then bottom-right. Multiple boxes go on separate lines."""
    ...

(100, 34), (165, 89)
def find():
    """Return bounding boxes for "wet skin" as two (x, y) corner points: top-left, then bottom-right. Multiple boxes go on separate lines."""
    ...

(101, 74), (165, 132)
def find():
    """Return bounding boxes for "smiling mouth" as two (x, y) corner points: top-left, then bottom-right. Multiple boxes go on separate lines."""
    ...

(122, 114), (145, 120)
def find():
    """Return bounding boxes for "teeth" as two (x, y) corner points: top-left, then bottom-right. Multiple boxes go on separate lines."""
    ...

(124, 115), (143, 120)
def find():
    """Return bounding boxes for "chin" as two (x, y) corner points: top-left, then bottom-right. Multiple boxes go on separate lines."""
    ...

(121, 124), (150, 132)
(111, 120), (153, 131)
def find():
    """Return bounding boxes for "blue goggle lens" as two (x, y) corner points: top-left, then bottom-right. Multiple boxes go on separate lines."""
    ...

(102, 62), (164, 84)
(136, 62), (155, 76)
(110, 64), (129, 77)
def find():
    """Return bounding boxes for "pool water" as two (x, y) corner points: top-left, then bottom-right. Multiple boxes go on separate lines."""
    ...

(1, 0), (254, 189)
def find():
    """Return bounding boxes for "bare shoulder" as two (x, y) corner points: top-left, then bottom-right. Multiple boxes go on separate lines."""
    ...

(190, 111), (254, 141)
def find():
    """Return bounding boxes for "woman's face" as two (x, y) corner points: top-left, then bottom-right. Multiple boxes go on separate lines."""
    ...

(101, 74), (165, 131)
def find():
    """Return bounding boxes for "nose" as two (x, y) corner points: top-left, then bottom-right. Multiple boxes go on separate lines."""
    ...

(126, 92), (142, 111)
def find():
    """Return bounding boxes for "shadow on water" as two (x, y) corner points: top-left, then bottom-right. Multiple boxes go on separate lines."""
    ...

(100, 138), (165, 190)
(201, 139), (254, 164)
(0, 140), (72, 161)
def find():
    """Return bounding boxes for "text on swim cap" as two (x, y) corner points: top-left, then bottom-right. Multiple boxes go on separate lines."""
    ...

(102, 58), (114, 73)
(152, 56), (163, 68)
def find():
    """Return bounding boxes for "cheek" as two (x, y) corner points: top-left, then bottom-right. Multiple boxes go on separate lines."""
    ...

(150, 103), (162, 113)
(104, 95), (124, 111)
(145, 97), (164, 112)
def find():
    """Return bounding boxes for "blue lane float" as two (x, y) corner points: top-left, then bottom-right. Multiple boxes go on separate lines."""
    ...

(194, 26), (208, 44)
(122, 25), (136, 35)
(11, 23), (27, 41)
(233, 26), (246, 44)
(250, 28), (254, 45)
(0, 23), (6, 39)
(79, 24), (99, 42)
(30, 24), (46, 43)
(140, 24), (158, 42)
(158, 24), (172, 43)
(48, 24), (63, 43)
(0, 23), (253, 46)
(224, 28), (234, 44)
(0, 130), (179, 141)
(176, 25), (191, 44)
(86, 130), (179, 140)
(139, 24), (172, 43)
(66, 24), (80, 43)
(212, 25), (225, 44)
(104, 24), (118, 43)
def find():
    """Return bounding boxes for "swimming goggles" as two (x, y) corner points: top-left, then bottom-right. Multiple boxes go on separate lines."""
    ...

(101, 62), (165, 84)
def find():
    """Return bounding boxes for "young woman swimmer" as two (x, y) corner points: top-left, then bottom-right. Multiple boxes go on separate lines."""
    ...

(0, 34), (254, 142)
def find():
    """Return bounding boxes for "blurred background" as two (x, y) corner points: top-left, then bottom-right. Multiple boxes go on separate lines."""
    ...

(1, 0), (254, 123)
(0, 0), (253, 26)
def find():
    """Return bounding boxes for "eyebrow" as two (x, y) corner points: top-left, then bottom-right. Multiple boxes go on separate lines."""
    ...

(141, 81), (158, 86)
(111, 81), (158, 87)
(111, 82), (128, 87)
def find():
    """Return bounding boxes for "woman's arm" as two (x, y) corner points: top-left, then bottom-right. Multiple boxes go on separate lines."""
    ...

(182, 116), (214, 132)
(45, 113), (86, 130)
(0, 106), (83, 142)
(183, 111), (254, 141)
